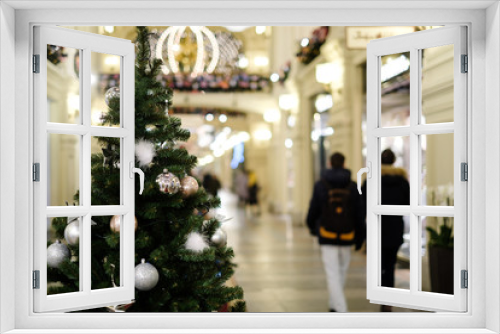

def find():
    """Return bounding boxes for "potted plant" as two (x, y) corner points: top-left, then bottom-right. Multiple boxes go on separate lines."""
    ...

(426, 215), (454, 294)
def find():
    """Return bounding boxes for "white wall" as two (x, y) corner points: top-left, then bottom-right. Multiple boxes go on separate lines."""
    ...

(0, 2), (16, 333)
(5, 5), (495, 331)
(485, 2), (500, 332)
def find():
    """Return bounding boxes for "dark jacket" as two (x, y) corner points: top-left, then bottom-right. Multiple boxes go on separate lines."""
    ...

(361, 165), (410, 248)
(306, 168), (366, 248)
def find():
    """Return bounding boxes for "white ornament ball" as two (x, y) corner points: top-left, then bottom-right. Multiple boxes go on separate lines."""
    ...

(156, 169), (180, 194)
(110, 215), (138, 233)
(64, 218), (80, 245)
(104, 87), (120, 105)
(135, 259), (159, 291)
(211, 229), (227, 247)
(180, 176), (199, 198)
(135, 139), (156, 167)
(185, 232), (209, 253)
(47, 240), (70, 268)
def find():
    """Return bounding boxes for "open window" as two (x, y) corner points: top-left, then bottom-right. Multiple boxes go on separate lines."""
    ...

(362, 26), (467, 312)
(33, 26), (136, 312)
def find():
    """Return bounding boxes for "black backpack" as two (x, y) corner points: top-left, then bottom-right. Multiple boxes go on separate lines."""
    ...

(319, 181), (355, 241)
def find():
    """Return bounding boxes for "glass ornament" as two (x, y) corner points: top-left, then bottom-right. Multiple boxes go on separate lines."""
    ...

(105, 87), (120, 105)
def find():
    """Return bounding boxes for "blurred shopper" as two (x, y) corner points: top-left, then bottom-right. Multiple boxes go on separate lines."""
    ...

(361, 149), (410, 312)
(247, 170), (261, 216)
(203, 172), (221, 197)
(306, 152), (365, 312)
(235, 169), (249, 205)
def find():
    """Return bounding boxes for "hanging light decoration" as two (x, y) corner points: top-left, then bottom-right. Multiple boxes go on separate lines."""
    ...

(156, 26), (220, 77)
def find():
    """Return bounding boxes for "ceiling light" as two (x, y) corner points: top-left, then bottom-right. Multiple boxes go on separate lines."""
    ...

(213, 149), (225, 158)
(381, 55), (410, 82)
(315, 94), (333, 112)
(104, 26), (115, 34)
(270, 73), (280, 82)
(254, 56), (269, 67)
(253, 129), (272, 141)
(238, 56), (249, 69)
(219, 114), (228, 123)
(315, 63), (336, 84)
(105, 56), (119, 66)
(301, 38), (309, 47)
(237, 132), (250, 142)
(279, 94), (298, 111)
(205, 113), (214, 122)
(263, 109), (281, 123)
(285, 138), (293, 149)
(156, 26), (219, 77)
(323, 127), (335, 136)
(225, 26), (251, 32)
(255, 26), (266, 35)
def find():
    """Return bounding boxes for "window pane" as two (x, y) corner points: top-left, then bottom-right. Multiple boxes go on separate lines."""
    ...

(47, 217), (81, 295)
(47, 45), (81, 124)
(91, 136), (121, 205)
(91, 52), (120, 127)
(380, 52), (410, 127)
(48, 133), (81, 206)
(421, 45), (454, 124)
(380, 136), (410, 205)
(92, 215), (121, 290)
(421, 133), (454, 206)
(421, 216), (454, 295)
(380, 215), (410, 290)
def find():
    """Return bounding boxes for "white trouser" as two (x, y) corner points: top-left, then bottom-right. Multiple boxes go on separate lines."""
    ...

(320, 245), (351, 312)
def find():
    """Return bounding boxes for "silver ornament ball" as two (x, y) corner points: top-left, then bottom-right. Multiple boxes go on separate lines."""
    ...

(211, 229), (227, 247)
(104, 87), (120, 105)
(156, 169), (180, 194)
(64, 218), (80, 245)
(110, 215), (138, 233)
(135, 259), (159, 291)
(180, 176), (199, 198)
(47, 240), (70, 268)
(204, 210), (215, 220)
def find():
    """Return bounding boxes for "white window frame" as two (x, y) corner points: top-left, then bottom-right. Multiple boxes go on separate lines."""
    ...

(0, 1), (498, 333)
(365, 26), (467, 312)
(33, 25), (136, 313)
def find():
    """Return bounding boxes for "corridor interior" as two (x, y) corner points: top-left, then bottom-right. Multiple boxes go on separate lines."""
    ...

(44, 25), (453, 313)
(219, 190), (416, 312)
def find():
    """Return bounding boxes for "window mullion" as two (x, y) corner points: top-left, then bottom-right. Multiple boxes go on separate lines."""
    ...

(81, 47), (92, 294)
(409, 47), (420, 294)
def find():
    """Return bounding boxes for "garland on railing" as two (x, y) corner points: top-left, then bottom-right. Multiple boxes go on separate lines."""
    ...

(47, 45), (68, 66)
(169, 107), (246, 117)
(99, 72), (269, 93)
(296, 26), (329, 65)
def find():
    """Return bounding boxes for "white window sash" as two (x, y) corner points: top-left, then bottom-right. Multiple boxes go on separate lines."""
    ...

(33, 26), (136, 313)
(366, 25), (467, 312)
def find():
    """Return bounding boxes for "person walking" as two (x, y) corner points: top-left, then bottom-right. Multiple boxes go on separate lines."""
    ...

(235, 169), (249, 206)
(203, 172), (221, 197)
(361, 148), (410, 312)
(247, 170), (261, 216)
(306, 152), (365, 312)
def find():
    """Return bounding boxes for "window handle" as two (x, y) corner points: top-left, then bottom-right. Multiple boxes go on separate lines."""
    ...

(357, 162), (371, 195)
(129, 162), (145, 195)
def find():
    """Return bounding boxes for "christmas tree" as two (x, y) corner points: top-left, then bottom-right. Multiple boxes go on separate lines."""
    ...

(47, 26), (245, 312)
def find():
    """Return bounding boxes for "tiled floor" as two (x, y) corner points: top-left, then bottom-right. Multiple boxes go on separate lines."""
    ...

(218, 190), (418, 313)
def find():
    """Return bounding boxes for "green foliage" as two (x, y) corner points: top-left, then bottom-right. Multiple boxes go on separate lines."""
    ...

(47, 26), (245, 312)
(426, 217), (454, 249)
